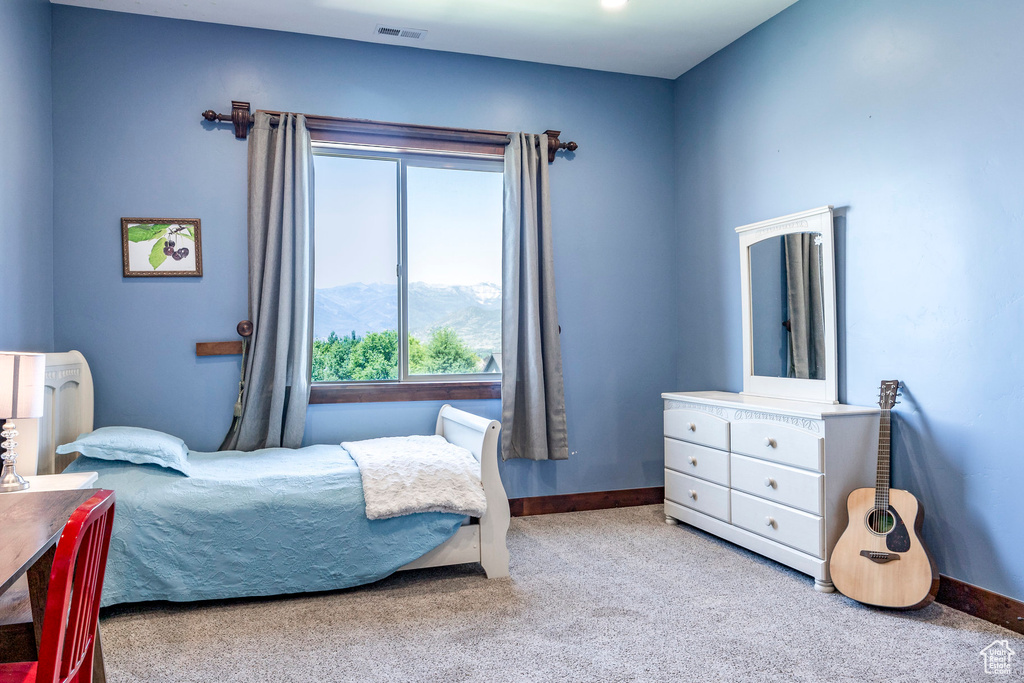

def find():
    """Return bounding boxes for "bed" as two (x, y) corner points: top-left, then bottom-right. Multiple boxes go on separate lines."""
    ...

(33, 351), (510, 607)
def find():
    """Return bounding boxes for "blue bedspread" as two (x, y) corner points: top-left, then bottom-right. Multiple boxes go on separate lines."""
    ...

(64, 445), (465, 606)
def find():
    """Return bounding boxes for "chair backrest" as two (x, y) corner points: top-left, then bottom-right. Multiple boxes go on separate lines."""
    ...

(35, 490), (115, 683)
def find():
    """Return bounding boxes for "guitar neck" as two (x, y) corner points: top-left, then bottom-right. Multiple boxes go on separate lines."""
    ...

(874, 407), (891, 509)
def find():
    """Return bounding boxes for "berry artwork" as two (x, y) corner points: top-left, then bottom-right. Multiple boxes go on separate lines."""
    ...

(123, 219), (201, 276)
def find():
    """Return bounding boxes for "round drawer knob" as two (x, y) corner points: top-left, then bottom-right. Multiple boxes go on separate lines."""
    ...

(688, 422), (697, 432)
(688, 456), (697, 466)
(764, 477), (776, 489)
(688, 489), (697, 500)
(765, 516), (776, 528)
(764, 437), (777, 448)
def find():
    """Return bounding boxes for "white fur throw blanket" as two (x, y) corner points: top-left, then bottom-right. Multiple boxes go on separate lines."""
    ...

(342, 435), (487, 520)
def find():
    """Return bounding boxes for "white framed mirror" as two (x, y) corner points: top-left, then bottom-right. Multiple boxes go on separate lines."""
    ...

(736, 206), (837, 403)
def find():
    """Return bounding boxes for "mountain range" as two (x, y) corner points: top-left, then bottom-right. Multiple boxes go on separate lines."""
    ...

(314, 282), (501, 354)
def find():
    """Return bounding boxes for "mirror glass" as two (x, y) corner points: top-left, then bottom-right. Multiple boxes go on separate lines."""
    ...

(748, 232), (825, 380)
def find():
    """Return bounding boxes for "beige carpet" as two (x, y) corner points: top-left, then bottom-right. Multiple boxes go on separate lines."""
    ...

(99, 505), (1022, 682)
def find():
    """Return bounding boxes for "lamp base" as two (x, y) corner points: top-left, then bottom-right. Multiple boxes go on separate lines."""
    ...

(0, 463), (29, 491)
(1, 420), (29, 492)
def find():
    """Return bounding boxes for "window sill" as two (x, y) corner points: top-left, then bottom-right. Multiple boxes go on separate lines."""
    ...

(309, 380), (501, 404)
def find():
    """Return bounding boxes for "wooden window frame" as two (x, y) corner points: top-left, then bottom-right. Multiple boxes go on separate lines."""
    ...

(301, 115), (510, 156)
(309, 125), (503, 405)
(310, 380), (501, 404)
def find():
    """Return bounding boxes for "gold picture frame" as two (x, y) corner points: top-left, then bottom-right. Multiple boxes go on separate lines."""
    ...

(121, 218), (203, 277)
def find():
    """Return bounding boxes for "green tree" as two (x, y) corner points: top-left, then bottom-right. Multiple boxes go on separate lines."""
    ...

(345, 330), (400, 380)
(422, 327), (480, 374)
(409, 335), (427, 374)
(325, 331), (357, 380)
(312, 338), (329, 381)
(314, 328), (478, 380)
(312, 331), (358, 381)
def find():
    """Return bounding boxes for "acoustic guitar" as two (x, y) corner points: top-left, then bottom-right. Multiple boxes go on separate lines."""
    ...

(830, 380), (939, 609)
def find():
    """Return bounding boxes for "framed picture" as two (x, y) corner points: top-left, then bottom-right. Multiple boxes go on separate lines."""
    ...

(121, 218), (203, 277)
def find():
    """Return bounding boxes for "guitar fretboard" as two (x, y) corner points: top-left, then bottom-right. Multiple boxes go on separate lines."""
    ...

(874, 407), (892, 511)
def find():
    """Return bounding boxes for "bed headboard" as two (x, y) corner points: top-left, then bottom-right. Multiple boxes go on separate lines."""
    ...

(20, 350), (95, 475)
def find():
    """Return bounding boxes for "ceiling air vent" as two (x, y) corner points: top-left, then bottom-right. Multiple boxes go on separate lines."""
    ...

(375, 24), (427, 41)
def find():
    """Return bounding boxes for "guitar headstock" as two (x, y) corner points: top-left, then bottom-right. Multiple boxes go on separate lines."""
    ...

(878, 380), (900, 410)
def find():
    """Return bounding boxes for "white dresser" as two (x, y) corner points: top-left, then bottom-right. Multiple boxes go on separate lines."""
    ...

(662, 391), (879, 591)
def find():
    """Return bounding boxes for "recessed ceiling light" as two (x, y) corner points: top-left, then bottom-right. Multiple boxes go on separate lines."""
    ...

(601, 0), (628, 10)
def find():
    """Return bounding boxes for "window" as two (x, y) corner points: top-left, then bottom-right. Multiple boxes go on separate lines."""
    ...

(311, 145), (503, 395)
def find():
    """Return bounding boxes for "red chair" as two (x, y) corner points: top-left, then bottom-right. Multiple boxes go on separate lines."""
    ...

(0, 490), (115, 683)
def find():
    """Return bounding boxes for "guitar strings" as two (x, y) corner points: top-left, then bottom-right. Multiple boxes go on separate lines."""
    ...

(874, 384), (895, 534)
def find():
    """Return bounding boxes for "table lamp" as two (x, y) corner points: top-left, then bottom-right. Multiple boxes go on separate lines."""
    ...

(0, 352), (45, 492)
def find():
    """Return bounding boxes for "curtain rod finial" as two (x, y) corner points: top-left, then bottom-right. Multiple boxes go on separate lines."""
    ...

(543, 130), (577, 163)
(201, 101), (253, 139)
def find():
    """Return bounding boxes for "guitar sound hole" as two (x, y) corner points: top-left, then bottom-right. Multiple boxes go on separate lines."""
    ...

(866, 507), (895, 535)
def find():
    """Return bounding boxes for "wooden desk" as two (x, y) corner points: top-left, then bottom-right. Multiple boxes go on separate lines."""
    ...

(0, 489), (107, 682)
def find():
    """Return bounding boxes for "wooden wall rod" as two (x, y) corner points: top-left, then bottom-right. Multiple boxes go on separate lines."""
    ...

(196, 341), (242, 356)
(196, 320), (253, 356)
(202, 101), (577, 163)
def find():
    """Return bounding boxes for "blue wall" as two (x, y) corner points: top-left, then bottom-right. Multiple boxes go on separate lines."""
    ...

(50, 7), (678, 499)
(40, 0), (1023, 602)
(675, 0), (1024, 600)
(1, 0), (53, 352)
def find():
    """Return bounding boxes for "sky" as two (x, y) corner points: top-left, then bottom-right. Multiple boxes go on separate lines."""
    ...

(313, 153), (503, 290)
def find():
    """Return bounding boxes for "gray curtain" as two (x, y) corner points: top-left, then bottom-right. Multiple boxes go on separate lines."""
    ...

(784, 233), (825, 380)
(224, 112), (314, 450)
(500, 133), (568, 461)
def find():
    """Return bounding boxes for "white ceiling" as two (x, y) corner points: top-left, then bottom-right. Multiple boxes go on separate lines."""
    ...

(51, 0), (797, 79)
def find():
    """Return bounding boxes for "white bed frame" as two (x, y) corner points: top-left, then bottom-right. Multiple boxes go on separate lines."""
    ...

(32, 351), (510, 580)
(399, 406), (510, 578)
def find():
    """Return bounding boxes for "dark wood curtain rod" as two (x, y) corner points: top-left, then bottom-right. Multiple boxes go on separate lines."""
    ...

(202, 101), (577, 162)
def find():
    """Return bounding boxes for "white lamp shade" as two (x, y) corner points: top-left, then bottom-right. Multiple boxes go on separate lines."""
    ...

(0, 353), (46, 419)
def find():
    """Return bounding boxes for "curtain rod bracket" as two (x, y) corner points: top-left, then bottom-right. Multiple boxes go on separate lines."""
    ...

(202, 101), (253, 139)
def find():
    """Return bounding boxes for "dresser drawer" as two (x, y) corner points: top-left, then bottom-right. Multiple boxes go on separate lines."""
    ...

(665, 438), (729, 486)
(730, 454), (822, 515)
(730, 420), (823, 472)
(665, 469), (730, 522)
(664, 409), (730, 451)
(731, 491), (824, 558)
